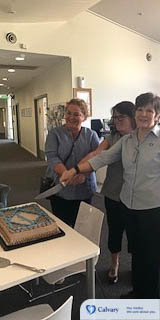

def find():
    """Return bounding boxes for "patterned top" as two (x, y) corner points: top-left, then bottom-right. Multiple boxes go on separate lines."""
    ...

(101, 132), (123, 202)
(45, 125), (99, 200)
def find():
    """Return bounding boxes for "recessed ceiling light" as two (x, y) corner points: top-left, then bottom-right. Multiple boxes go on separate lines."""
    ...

(15, 54), (25, 61)
(15, 56), (25, 61)
(2, 77), (8, 81)
(0, 84), (4, 86)
(8, 68), (15, 73)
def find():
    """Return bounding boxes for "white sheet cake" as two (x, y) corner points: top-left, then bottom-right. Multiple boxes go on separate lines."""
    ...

(0, 202), (61, 247)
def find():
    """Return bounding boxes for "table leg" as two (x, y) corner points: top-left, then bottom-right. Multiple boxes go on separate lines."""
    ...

(86, 258), (95, 298)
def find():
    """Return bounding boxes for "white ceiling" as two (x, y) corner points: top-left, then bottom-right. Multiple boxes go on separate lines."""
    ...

(0, 0), (101, 95)
(0, 0), (160, 96)
(0, 0), (158, 42)
(0, 0), (100, 23)
(90, 0), (160, 43)
(0, 50), (68, 95)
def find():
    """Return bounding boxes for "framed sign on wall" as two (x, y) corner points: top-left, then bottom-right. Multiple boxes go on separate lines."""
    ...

(73, 88), (92, 117)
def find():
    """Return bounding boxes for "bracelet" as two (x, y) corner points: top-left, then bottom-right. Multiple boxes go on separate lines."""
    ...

(74, 165), (81, 174)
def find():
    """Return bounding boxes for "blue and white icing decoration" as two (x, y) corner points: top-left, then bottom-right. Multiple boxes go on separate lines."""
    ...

(0, 204), (53, 232)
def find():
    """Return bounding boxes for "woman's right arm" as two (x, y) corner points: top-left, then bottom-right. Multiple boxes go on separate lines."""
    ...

(53, 163), (67, 176)
(60, 138), (122, 185)
(45, 129), (67, 176)
(79, 138), (110, 164)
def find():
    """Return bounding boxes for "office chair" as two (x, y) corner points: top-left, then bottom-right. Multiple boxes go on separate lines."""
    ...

(43, 202), (104, 285)
(0, 296), (73, 320)
(0, 184), (11, 208)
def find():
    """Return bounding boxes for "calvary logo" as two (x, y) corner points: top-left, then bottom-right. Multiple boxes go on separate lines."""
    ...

(86, 305), (96, 314)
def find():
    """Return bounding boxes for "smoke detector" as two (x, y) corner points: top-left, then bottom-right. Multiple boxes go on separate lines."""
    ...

(6, 32), (17, 44)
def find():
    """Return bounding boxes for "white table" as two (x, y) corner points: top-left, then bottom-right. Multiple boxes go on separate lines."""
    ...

(0, 204), (100, 299)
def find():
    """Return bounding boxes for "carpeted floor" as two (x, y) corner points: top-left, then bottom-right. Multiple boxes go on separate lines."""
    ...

(0, 139), (132, 319)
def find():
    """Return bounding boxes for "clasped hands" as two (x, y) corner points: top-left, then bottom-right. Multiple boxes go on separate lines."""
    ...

(60, 169), (85, 185)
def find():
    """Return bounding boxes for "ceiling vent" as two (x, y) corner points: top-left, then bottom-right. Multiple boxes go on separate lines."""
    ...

(6, 32), (17, 44)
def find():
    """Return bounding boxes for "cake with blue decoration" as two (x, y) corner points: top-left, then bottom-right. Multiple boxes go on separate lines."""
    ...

(0, 202), (61, 249)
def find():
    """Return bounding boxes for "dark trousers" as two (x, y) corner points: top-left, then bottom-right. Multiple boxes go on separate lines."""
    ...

(120, 202), (160, 298)
(105, 197), (131, 253)
(50, 195), (91, 227)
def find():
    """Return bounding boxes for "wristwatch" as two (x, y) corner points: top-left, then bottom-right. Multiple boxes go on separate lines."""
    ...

(74, 165), (80, 174)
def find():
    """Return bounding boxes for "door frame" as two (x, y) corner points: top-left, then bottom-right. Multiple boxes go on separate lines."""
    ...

(15, 104), (21, 144)
(34, 94), (48, 159)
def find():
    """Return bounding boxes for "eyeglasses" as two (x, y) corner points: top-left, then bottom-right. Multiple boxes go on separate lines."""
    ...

(66, 111), (83, 117)
(113, 115), (129, 121)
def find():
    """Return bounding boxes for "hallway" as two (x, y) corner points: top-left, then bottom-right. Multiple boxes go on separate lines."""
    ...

(0, 140), (49, 209)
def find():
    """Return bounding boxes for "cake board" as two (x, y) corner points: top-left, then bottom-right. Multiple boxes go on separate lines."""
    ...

(0, 228), (65, 251)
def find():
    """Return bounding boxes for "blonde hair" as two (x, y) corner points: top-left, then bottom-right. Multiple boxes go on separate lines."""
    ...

(66, 98), (88, 119)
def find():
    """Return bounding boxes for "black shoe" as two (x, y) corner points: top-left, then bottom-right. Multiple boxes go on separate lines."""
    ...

(120, 290), (136, 299)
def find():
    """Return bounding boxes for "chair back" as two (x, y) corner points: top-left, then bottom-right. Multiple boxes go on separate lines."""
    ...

(44, 296), (73, 320)
(74, 202), (104, 247)
(0, 296), (73, 320)
(43, 203), (104, 285)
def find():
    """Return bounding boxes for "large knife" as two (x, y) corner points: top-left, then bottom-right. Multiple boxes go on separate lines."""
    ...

(35, 182), (66, 200)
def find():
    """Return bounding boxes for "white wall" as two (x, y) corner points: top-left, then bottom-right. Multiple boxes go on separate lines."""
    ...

(1, 11), (160, 152)
(13, 58), (72, 155)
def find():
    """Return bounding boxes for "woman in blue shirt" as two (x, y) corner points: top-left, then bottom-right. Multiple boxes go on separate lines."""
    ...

(45, 98), (99, 227)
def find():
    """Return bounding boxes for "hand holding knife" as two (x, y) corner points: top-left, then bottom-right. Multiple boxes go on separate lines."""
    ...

(35, 166), (80, 200)
(35, 181), (66, 200)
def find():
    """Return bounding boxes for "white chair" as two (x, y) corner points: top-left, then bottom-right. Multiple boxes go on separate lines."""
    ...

(0, 296), (73, 320)
(43, 202), (104, 284)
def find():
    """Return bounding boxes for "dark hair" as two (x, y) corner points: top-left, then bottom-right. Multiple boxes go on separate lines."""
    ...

(66, 98), (88, 119)
(135, 92), (160, 115)
(109, 101), (136, 133)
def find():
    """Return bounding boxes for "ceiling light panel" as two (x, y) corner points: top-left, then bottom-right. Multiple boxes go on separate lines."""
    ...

(15, 57), (25, 61)
(8, 68), (15, 72)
